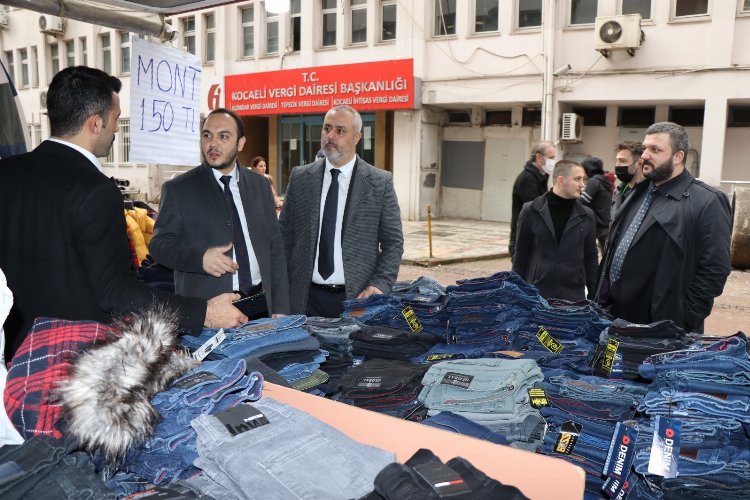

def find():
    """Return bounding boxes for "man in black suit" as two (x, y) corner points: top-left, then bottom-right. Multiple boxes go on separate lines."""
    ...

(149, 108), (290, 316)
(279, 105), (403, 317)
(0, 66), (246, 360)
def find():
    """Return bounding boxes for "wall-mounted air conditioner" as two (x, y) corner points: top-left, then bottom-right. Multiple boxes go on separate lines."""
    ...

(39, 15), (65, 36)
(560, 113), (583, 142)
(594, 14), (642, 57)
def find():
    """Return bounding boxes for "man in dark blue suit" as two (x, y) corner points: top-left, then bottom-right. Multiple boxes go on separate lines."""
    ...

(0, 66), (245, 359)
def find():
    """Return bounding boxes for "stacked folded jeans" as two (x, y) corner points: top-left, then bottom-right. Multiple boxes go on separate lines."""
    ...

(342, 294), (403, 324)
(180, 315), (310, 361)
(593, 319), (700, 381)
(338, 359), (430, 420)
(260, 348), (329, 385)
(360, 448), (529, 500)
(351, 325), (440, 361)
(391, 276), (447, 300)
(304, 316), (361, 353)
(631, 334), (750, 499)
(411, 340), (508, 364)
(417, 359), (544, 446)
(123, 358), (263, 484)
(389, 277), (451, 335)
(527, 301), (612, 343)
(495, 334), (597, 375)
(188, 397), (395, 500)
(421, 411), (509, 445)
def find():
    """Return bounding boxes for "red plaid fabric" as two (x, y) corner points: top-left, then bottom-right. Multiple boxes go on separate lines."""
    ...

(4, 317), (116, 439)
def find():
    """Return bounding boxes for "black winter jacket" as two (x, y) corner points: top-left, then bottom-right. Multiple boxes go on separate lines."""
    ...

(510, 161), (549, 254)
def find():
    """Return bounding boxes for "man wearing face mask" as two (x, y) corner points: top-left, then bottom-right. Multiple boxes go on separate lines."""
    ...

(509, 141), (555, 258)
(596, 122), (731, 333)
(150, 108), (290, 318)
(611, 141), (645, 219)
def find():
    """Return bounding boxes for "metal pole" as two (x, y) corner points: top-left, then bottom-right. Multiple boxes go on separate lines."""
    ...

(427, 204), (433, 258)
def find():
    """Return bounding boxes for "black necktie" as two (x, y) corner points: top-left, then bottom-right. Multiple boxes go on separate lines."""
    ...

(220, 175), (253, 294)
(318, 168), (340, 280)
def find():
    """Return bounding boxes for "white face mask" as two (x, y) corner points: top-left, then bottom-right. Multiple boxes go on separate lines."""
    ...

(543, 158), (555, 174)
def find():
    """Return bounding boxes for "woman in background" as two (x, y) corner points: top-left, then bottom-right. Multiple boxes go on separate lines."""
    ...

(250, 156), (283, 209)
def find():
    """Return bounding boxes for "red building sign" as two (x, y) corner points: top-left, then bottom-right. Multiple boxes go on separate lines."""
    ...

(225, 59), (414, 115)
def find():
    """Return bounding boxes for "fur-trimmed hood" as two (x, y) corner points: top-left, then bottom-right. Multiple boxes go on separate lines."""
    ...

(57, 304), (197, 463)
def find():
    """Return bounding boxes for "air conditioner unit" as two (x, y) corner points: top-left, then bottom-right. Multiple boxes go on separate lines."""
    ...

(594, 14), (642, 57)
(39, 15), (65, 36)
(0, 7), (9, 29)
(40, 91), (48, 109)
(560, 113), (583, 142)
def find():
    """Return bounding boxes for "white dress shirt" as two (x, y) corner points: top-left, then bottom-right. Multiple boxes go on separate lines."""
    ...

(212, 166), (262, 289)
(312, 156), (356, 285)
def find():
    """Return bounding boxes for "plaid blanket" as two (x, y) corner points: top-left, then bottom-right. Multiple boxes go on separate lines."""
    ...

(4, 318), (116, 439)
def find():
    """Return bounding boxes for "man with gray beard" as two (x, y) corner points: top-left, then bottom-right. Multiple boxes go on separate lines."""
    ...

(595, 122), (731, 333)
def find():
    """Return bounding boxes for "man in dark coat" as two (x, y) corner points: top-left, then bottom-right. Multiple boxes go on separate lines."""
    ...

(513, 160), (598, 301)
(596, 122), (731, 333)
(580, 156), (613, 251)
(0, 67), (245, 359)
(509, 140), (554, 258)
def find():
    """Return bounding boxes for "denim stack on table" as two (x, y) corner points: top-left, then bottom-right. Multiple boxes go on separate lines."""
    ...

(342, 294), (404, 324)
(492, 333), (597, 376)
(303, 317), (361, 396)
(388, 277), (451, 335)
(631, 333), (750, 499)
(527, 300), (612, 344)
(122, 358), (264, 484)
(187, 397), (395, 500)
(338, 359), (430, 420)
(593, 319), (701, 381)
(417, 359), (544, 447)
(259, 348), (329, 386)
(351, 325), (440, 361)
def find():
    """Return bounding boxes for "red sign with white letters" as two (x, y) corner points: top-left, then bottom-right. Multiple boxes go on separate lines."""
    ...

(224, 59), (414, 115)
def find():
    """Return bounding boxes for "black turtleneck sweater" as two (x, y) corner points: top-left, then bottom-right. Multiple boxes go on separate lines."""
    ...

(547, 190), (576, 243)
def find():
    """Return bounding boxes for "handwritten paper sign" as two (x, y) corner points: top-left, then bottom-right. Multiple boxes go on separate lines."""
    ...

(130, 37), (202, 165)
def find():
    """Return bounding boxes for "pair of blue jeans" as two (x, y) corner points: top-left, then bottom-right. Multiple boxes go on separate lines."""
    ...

(421, 411), (509, 445)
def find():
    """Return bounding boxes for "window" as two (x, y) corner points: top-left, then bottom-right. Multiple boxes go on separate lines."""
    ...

(728, 105), (750, 127)
(522, 107), (542, 127)
(351, 0), (367, 44)
(618, 107), (655, 127)
(434, 0), (456, 36)
(182, 17), (196, 54)
(266, 10), (279, 54)
(105, 144), (114, 163)
(322, 0), (337, 47)
(669, 107), (704, 127)
(570, 0), (597, 25)
(205, 13), (215, 62)
(674, 0), (708, 17)
(744, 0), (750, 12)
(33, 124), (42, 147)
(518, 0), (542, 28)
(381, 0), (396, 41)
(65, 40), (75, 68)
(572, 107), (607, 126)
(485, 110), (512, 126)
(100, 34), (111, 74)
(31, 46), (39, 86)
(119, 119), (130, 163)
(622, 0), (651, 19)
(80, 37), (88, 66)
(50, 43), (60, 76)
(120, 32), (131, 73)
(4, 51), (14, 83)
(241, 6), (255, 57)
(475, 0), (499, 33)
(290, 0), (301, 52)
(20, 48), (29, 87)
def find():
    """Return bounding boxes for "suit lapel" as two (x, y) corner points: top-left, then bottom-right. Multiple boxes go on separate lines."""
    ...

(306, 160), (325, 258)
(343, 157), (371, 238)
(535, 199), (556, 240)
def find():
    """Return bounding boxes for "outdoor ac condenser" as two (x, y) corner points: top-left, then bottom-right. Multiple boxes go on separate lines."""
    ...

(595, 14), (642, 56)
(560, 113), (583, 142)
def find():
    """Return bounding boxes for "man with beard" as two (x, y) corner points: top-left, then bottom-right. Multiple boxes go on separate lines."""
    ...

(150, 108), (290, 317)
(0, 68), (245, 359)
(279, 106), (403, 317)
(611, 140), (645, 219)
(596, 122), (731, 332)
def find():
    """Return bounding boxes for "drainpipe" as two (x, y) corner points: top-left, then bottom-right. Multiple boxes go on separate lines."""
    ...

(541, 0), (556, 142)
(0, 0), (175, 40)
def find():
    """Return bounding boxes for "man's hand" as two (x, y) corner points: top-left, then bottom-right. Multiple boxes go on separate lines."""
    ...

(203, 242), (239, 277)
(204, 293), (247, 328)
(357, 286), (383, 299)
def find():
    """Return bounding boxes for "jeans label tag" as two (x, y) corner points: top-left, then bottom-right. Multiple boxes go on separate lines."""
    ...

(401, 306), (424, 333)
(217, 403), (270, 436)
(528, 388), (549, 408)
(244, 323), (274, 333)
(647, 416), (681, 478)
(372, 332), (398, 339)
(347, 307), (366, 317)
(413, 462), (472, 497)
(602, 471), (638, 500)
(536, 327), (564, 353)
(441, 372), (473, 389)
(603, 422), (638, 479)
(427, 353), (455, 361)
(595, 339), (620, 378)
(171, 370), (221, 389)
(357, 376), (383, 388)
(554, 421), (582, 455)
(192, 328), (226, 361)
